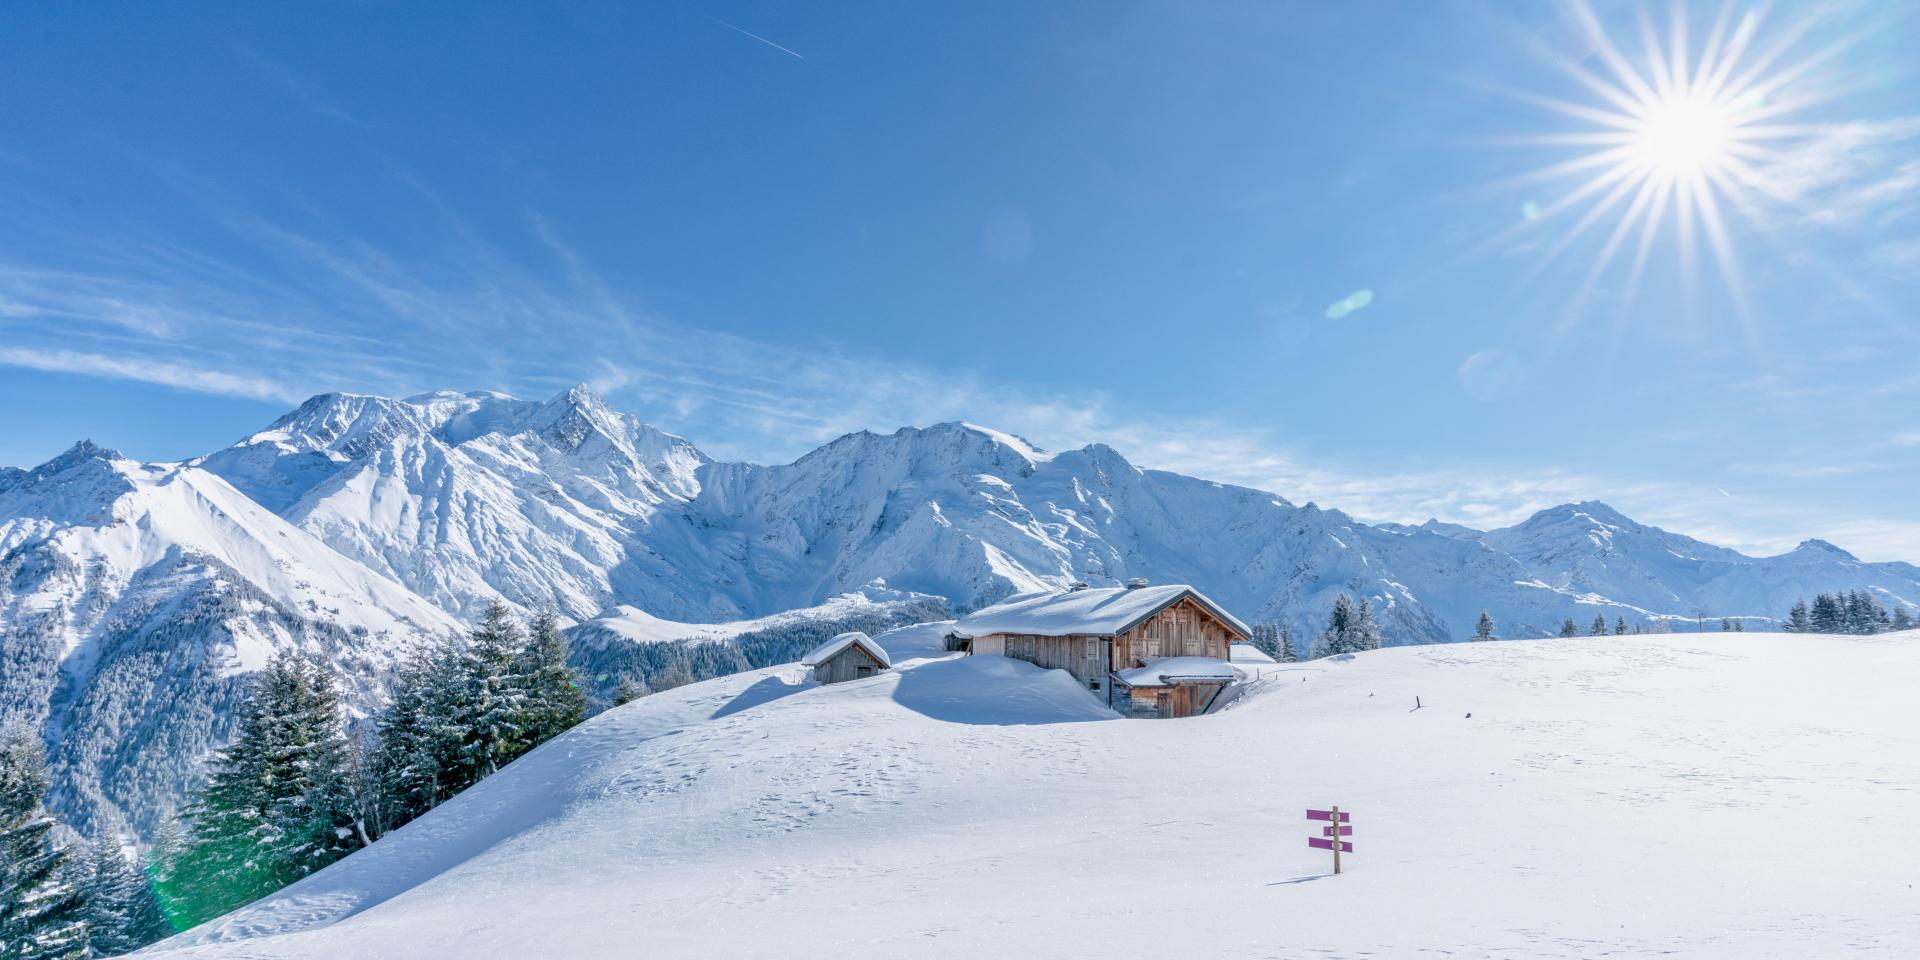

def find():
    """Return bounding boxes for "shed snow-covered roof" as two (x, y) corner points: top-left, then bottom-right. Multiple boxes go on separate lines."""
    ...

(947, 585), (1251, 640)
(800, 631), (891, 668)
(1229, 642), (1277, 664)
(1115, 656), (1238, 688)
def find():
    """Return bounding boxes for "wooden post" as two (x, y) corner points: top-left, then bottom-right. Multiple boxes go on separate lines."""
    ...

(1331, 804), (1341, 875)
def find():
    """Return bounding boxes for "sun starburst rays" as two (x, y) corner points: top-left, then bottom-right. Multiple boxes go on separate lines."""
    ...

(1497, 1), (1853, 318)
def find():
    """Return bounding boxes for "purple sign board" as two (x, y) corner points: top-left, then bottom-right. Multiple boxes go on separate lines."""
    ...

(1308, 837), (1354, 853)
(1322, 825), (1353, 837)
(1306, 809), (1351, 823)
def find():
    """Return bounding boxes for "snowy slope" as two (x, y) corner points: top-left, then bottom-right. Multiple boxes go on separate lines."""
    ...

(144, 629), (1920, 959)
(0, 442), (460, 835)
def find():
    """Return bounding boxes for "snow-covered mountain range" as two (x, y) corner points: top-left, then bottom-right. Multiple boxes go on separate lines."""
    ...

(5, 384), (1918, 834)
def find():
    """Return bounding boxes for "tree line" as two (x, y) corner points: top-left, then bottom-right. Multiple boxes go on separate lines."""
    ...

(0, 603), (589, 957)
(1782, 590), (1913, 634)
(1248, 592), (1384, 662)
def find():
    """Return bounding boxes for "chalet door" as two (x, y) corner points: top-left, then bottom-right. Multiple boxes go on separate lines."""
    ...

(1170, 684), (1192, 718)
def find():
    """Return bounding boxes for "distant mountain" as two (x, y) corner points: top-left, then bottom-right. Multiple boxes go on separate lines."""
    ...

(6, 386), (1919, 835)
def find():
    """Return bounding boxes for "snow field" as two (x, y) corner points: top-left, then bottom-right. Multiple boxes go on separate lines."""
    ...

(147, 629), (1920, 959)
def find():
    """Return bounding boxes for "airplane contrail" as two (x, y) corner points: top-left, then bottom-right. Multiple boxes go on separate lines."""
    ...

(705, 15), (805, 60)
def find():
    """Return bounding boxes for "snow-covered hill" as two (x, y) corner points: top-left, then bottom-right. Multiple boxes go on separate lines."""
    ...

(0, 442), (460, 835)
(143, 629), (1920, 959)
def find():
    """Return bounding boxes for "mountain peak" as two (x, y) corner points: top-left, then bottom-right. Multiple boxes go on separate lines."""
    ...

(35, 439), (125, 474)
(1792, 538), (1857, 561)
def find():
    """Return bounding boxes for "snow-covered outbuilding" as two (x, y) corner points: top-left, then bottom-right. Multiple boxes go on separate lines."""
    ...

(946, 581), (1250, 717)
(801, 631), (891, 685)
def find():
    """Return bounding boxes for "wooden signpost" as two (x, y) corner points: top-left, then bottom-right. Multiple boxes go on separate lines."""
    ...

(1306, 806), (1353, 874)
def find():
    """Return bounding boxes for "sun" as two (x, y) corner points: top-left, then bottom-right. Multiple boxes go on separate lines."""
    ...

(1629, 92), (1738, 177)
(1489, 1), (1852, 312)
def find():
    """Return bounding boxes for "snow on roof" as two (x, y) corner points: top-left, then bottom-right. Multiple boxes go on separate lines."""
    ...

(800, 631), (891, 669)
(1229, 642), (1276, 664)
(948, 584), (1251, 640)
(1115, 656), (1238, 688)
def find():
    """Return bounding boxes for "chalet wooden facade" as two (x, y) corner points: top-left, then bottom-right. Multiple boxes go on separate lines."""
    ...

(801, 632), (891, 685)
(947, 582), (1250, 718)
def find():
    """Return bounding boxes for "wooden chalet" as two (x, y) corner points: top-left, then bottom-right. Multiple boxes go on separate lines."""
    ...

(946, 580), (1251, 718)
(801, 631), (891, 684)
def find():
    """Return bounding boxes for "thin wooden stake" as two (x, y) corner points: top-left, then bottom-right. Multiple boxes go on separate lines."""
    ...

(1332, 804), (1341, 875)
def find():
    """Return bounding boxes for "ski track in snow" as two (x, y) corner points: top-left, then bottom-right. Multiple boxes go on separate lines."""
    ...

(145, 630), (1920, 960)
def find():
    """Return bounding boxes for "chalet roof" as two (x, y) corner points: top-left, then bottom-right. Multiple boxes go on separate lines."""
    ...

(800, 631), (891, 669)
(947, 584), (1251, 641)
(1115, 656), (1238, 688)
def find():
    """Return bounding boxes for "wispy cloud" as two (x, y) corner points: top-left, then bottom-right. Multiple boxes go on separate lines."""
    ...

(0, 346), (306, 404)
(1, 160), (1913, 561)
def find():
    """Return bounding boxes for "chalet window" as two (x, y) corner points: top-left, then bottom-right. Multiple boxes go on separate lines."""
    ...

(1085, 638), (1098, 660)
(856, 665), (873, 678)
(1088, 679), (1100, 691)
(1147, 639), (1161, 658)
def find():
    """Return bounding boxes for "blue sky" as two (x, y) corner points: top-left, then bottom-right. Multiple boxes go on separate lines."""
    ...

(2, 1), (1917, 559)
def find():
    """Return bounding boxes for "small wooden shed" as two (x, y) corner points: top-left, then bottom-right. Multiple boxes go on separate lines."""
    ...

(801, 631), (891, 684)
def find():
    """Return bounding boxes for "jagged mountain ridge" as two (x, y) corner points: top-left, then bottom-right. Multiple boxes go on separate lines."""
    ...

(176, 385), (1920, 641)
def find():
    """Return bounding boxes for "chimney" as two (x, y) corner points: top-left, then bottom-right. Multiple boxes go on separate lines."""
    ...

(1125, 577), (1150, 590)
(1067, 581), (1090, 592)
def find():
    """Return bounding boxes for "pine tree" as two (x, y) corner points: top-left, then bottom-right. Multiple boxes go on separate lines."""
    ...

(513, 611), (587, 748)
(1894, 606), (1915, 632)
(0, 724), (89, 960)
(611, 676), (649, 706)
(1614, 615), (1627, 635)
(454, 603), (529, 782)
(1590, 614), (1607, 636)
(79, 834), (168, 957)
(1785, 599), (1811, 633)
(168, 654), (358, 927)
(1720, 618), (1732, 631)
(1321, 594), (1358, 655)
(1559, 618), (1579, 638)
(1277, 624), (1299, 664)
(1733, 618), (1745, 632)
(1474, 610), (1495, 641)
(1352, 597), (1383, 652)
(371, 645), (459, 830)
(1809, 593), (1843, 633)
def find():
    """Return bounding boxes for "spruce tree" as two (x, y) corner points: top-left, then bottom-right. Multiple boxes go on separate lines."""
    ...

(1720, 618), (1732, 631)
(1809, 593), (1842, 633)
(611, 676), (649, 706)
(1277, 624), (1299, 663)
(455, 603), (528, 782)
(0, 724), (89, 960)
(1894, 607), (1915, 632)
(169, 654), (358, 927)
(1321, 594), (1358, 655)
(1352, 597), (1383, 652)
(371, 644), (460, 830)
(1559, 618), (1579, 638)
(1784, 599), (1810, 633)
(79, 834), (168, 957)
(513, 611), (587, 748)
(1614, 615), (1627, 635)
(1474, 610), (1495, 641)
(1590, 614), (1607, 636)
